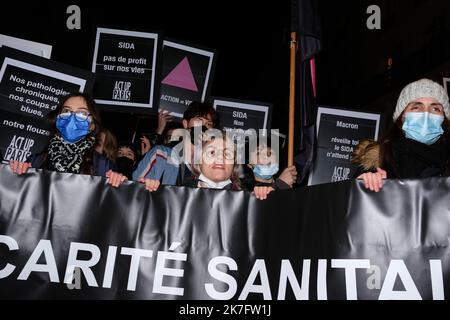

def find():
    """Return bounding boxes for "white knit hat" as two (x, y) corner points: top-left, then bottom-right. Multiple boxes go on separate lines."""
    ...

(393, 78), (450, 121)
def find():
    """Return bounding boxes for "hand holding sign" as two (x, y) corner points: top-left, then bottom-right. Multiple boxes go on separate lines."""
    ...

(156, 110), (173, 135)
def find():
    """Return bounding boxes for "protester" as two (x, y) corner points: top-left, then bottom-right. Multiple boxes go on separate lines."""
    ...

(242, 138), (298, 199)
(139, 134), (152, 158)
(133, 101), (218, 189)
(139, 121), (184, 160)
(9, 92), (127, 187)
(352, 78), (450, 192)
(140, 109), (173, 157)
(116, 143), (138, 180)
(185, 133), (241, 190)
(164, 122), (184, 145)
(94, 128), (118, 174)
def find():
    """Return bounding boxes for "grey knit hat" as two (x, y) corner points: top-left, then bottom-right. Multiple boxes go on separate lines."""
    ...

(393, 78), (450, 121)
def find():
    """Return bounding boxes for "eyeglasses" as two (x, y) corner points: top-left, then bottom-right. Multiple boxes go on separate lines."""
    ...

(203, 147), (235, 160)
(58, 107), (91, 121)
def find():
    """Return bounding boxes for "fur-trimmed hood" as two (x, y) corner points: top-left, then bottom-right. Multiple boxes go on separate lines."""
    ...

(351, 139), (381, 171)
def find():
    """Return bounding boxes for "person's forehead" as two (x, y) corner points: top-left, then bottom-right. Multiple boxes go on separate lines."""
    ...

(206, 139), (233, 149)
(193, 115), (212, 121)
(119, 146), (132, 152)
(64, 97), (88, 109)
(410, 97), (441, 104)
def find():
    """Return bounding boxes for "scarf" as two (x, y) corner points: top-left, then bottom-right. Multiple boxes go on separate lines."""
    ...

(391, 136), (450, 179)
(48, 134), (95, 173)
(198, 173), (232, 189)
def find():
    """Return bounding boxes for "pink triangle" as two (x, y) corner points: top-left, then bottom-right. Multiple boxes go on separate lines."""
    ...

(162, 57), (199, 92)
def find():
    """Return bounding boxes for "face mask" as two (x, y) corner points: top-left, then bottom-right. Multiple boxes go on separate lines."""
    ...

(402, 112), (444, 145)
(253, 164), (279, 180)
(116, 156), (135, 179)
(56, 113), (91, 143)
(198, 174), (231, 189)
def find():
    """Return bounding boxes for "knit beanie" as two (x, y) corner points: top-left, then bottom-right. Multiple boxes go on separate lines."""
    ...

(393, 78), (450, 121)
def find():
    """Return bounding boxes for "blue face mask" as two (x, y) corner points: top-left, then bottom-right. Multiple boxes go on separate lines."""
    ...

(402, 112), (444, 145)
(56, 113), (91, 143)
(253, 164), (279, 180)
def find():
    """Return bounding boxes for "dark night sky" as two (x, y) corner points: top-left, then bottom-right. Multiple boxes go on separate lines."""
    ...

(1, 1), (290, 142)
(1, 0), (450, 142)
(317, 0), (450, 118)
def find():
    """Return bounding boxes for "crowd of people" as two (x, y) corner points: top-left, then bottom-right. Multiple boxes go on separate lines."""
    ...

(8, 94), (298, 200)
(8, 78), (450, 196)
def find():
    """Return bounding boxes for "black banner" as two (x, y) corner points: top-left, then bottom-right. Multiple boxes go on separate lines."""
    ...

(0, 163), (449, 300)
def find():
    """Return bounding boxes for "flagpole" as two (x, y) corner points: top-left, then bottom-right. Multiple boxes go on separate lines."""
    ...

(288, 31), (297, 167)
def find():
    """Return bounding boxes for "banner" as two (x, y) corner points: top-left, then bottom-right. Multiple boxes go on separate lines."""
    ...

(159, 39), (216, 118)
(308, 106), (382, 185)
(0, 163), (449, 300)
(91, 27), (161, 113)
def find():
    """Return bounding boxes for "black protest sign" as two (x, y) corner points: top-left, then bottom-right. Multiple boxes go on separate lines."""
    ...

(212, 98), (273, 156)
(91, 28), (161, 113)
(0, 109), (50, 162)
(308, 106), (381, 186)
(213, 97), (272, 131)
(0, 33), (52, 58)
(159, 40), (216, 118)
(0, 47), (94, 119)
